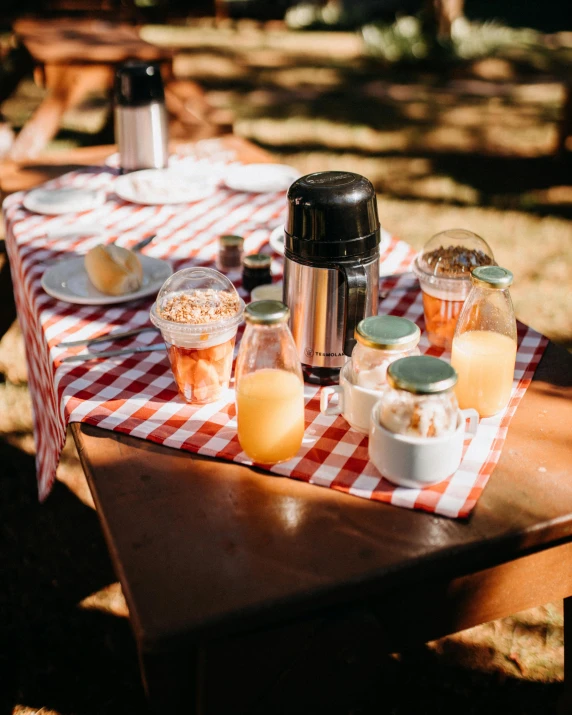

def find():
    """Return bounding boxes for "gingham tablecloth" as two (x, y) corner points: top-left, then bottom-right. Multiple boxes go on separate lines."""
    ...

(3, 152), (548, 518)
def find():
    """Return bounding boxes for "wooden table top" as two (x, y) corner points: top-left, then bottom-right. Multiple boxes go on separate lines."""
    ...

(7, 136), (570, 657)
(73, 339), (572, 652)
(13, 17), (173, 65)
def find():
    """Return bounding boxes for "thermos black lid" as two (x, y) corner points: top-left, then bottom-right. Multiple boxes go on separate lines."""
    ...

(285, 171), (380, 260)
(114, 60), (165, 107)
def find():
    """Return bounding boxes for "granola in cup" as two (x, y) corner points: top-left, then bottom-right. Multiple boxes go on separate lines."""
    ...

(413, 229), (495, 349)
(151, 268), (245, 404)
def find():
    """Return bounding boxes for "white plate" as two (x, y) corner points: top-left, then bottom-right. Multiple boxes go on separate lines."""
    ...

(269, 225), (286, 255)
(223, 164), (300, 193)
(42, 255), (172, 305)
(23, 188), (105, 215)
(114, 169), (218, 205)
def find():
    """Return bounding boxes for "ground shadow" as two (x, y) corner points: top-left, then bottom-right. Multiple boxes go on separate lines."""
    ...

(0, 437), (149, 714)
(0, 241), (17, 342)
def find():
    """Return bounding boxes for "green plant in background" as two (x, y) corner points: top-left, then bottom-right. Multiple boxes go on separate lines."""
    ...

(362, 15), (540, 64)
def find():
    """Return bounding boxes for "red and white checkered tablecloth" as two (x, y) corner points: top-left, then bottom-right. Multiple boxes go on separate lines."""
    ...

(3, 152), (548, 518)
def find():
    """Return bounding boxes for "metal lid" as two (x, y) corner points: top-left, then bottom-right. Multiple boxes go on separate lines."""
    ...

(243, 253), (272, 269)
(285, 171), (380, 260)
(245, 300), (289, 325)
(355, 315), (420, 350)
(114, 60), (165, 107)
(471, 265), (513, 289)
(219, 234), (244, 247)
(387, 356), (457, 394)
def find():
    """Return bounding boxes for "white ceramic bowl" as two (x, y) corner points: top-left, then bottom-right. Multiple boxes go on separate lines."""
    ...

(369, 403), (479, 488)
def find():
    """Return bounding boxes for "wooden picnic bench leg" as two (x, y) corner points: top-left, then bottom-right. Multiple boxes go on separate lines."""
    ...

(9, 63), (112, 161)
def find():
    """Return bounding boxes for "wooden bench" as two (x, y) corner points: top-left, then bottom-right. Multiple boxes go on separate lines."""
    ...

(8, 18), (231, 161)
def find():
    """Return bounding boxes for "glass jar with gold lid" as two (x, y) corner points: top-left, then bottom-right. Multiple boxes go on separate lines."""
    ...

(350, 315), (420, 391)
(378, 355), (459, 438)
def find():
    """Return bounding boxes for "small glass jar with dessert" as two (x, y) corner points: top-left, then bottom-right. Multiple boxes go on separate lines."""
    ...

(413, 229), (495, 350)
(377, 355), (459, 438)
(369, 355), (480, 487)
(350, 315), (421, 390)
(150, 268), (245, 404)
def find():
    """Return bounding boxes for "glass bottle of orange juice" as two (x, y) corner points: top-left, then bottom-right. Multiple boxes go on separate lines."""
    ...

(451, 266), (517, 417)
(235, 300), (305, 464)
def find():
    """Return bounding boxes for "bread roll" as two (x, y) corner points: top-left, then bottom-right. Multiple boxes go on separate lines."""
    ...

(85, 244), (143, 296)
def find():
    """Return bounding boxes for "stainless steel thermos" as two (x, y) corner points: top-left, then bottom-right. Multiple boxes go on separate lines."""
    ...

(114, 60), (169, 172)
(283, 171), (381, 385)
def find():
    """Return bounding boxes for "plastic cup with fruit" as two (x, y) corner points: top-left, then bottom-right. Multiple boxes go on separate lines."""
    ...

(150, 268), (245, 404)
(412, 229), (495, 350)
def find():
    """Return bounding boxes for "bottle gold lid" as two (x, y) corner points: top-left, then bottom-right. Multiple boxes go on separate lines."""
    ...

(245, 300), (289, 325)
(355, 315), (420, 350)
(471, 265), (513, 289)
(387, 355), (457, 394)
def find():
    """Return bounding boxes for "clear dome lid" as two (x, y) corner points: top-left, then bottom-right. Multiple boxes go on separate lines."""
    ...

(150, 267), (244, 343)
(414, 229), (495, 280)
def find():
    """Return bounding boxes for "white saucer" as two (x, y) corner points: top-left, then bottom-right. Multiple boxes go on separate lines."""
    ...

(223, 164), (299, 193)
(114, 169), (218, 205)
(269, 225), (285, 255)
(42, 255), (172, 305)
(23, 188), (105, 215)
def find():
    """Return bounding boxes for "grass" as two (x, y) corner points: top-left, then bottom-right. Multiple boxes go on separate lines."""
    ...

(1, 16), (571, 715)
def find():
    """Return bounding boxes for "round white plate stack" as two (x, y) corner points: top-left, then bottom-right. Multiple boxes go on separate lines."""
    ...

(23, 188), (106, 215)
(114, 168), (219, 205)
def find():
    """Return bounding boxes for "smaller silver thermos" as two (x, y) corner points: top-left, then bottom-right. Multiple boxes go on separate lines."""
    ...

(114, 60), (169, 173)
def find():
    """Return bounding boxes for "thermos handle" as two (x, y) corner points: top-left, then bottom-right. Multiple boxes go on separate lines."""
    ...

(341, 263), (368, 356)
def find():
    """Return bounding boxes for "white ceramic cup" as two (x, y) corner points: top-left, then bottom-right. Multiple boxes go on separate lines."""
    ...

(368, 404), (479, 488)
(320, 361), (382, 434)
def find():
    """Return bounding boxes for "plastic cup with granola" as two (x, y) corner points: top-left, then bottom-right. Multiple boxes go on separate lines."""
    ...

(413, 229), (495, 350)
(150, 267), (245, 404)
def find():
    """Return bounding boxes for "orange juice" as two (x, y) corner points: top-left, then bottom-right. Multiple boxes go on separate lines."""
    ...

(237, 368), (304, 463)
(451, 330), (517, 417)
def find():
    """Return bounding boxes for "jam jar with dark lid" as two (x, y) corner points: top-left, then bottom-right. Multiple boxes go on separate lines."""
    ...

(242, 253), (272, 292)
(216, 234), (244, 273)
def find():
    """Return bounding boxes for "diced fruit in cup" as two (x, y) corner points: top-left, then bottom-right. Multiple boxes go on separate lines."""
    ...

(167, 337), (236, 403)
(421, 292), (465, 349)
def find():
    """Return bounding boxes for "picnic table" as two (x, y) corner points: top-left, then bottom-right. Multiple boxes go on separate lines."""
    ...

(8, 18), (228, 161)
(3, 136), (572, 713)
